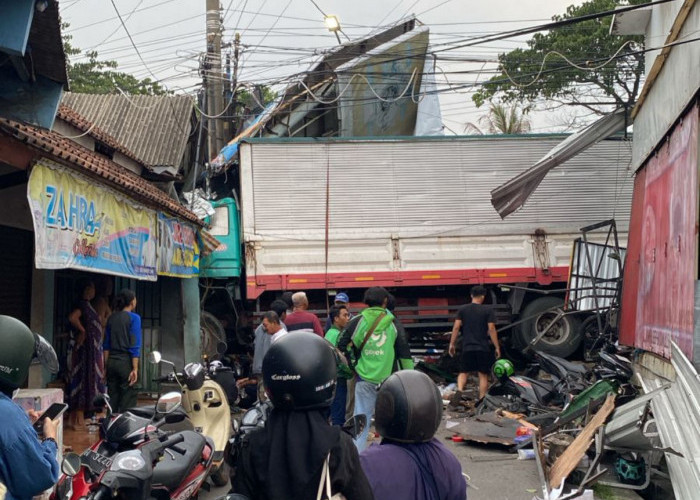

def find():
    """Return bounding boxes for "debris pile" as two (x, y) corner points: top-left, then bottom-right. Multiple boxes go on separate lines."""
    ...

(431, 347), (678, 500)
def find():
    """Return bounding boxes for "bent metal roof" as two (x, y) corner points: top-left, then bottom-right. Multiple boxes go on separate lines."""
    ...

(0, 118), (201, 226)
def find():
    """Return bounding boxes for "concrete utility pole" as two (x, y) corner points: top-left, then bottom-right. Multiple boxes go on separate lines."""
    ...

(232, 32), (240, 137)
(206, 0), (225, 156)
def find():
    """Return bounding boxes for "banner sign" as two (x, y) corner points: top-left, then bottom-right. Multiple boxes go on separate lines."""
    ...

(157, 212), (200, 277)
(27, 160), (158, 280)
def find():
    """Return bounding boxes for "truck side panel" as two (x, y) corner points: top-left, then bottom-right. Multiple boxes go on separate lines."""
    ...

(240, 137), (633, 299)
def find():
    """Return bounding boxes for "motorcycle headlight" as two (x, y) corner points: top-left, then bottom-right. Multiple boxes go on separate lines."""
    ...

(111, 450), (146, 471)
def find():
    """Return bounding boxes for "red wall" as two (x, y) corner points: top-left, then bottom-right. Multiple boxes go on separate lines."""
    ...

(619, 104), (699, 359)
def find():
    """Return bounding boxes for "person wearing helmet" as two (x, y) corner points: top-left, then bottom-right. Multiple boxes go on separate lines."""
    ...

(0, 316), (61, 500)
(231, 332), (374, 500)
(360, 371), (467, 500)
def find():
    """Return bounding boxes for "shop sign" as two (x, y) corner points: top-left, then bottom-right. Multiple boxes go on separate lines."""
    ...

(157, 212), (200, 277)
(27, 160), (158, 280)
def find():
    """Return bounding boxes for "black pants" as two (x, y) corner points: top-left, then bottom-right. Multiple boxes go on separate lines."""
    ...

(106, 356), (138, 413)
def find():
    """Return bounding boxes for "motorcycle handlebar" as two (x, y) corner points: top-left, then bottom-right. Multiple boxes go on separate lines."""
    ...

(158, 433), (185, 453)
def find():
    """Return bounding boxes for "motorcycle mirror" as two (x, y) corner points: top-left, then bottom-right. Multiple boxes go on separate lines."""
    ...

(342, 414), (367, 439)
(149, 351), (162, 364)
(61, 453), (81, 477)
(93, 393), (112, 417)
(156, 391), (182, 414)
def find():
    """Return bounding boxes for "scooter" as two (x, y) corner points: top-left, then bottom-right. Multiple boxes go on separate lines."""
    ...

(149, 350), (236, 486)
(51, 392), (214, 500)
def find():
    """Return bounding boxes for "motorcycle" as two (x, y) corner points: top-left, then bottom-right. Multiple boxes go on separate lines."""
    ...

(478, 350), (592, 415)
(478, 347), (637, 416)
(148, 349), (237, 486)
(51, 392), (214, 500)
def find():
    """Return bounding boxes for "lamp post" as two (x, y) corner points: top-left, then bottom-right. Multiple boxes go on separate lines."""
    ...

(324, 15), (342, 44)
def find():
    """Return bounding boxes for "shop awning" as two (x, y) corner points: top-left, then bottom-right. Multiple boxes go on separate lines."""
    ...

(491, 108), (628, 218)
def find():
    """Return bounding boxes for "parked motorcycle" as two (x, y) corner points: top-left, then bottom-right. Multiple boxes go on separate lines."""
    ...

(148, 350), (236, 486)
(51, 392), (214, 500)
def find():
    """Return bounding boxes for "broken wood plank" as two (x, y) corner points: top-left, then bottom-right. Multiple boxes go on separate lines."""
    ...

(548, 394), (616, 489)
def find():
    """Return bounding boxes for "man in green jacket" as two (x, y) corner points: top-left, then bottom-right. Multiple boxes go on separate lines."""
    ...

(337, 286), (413, 451)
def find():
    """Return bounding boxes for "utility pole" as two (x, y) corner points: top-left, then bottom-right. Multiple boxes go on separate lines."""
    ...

(205, 0), (225, 156)
(231, 32), (240, 137)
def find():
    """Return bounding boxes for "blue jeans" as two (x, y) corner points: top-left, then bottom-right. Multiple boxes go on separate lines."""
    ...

(353, 379), (379, 452)
(330, 378), (348, 426)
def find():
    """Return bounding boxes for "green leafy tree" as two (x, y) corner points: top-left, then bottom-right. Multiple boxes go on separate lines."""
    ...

(62, 24), (167, 95)
(473, 0), (645, 114)
(465, 102), (532, 134)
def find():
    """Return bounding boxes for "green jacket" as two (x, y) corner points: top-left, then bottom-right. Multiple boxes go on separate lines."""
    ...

(325, 326), (353, 379)
(337, 307), (413, 384)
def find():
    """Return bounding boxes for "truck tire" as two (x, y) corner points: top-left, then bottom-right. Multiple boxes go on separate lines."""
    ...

(517, 297), (582, 358)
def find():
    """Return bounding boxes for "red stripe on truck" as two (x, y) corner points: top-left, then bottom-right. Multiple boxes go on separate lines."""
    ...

(245, 266), (568, 299)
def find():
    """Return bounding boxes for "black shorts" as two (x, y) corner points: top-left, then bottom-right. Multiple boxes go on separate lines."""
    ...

(459, 349), (495, 374)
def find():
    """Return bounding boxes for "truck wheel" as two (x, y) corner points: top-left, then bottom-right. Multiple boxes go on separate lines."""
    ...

(517, 297), (582, 358)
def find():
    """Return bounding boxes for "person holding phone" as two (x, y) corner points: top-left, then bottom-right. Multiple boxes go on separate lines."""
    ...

(0, 315), (60, 500)
(104, 289), (142, 413)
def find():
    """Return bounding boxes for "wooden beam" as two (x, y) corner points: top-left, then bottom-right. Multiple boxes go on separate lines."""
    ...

(632, 0), (697, 118)
(0, 135), (37, 170)
(548, 394), (616, 489)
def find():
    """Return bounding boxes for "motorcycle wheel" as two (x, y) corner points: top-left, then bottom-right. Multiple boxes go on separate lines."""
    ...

(210, 461), (230, 487)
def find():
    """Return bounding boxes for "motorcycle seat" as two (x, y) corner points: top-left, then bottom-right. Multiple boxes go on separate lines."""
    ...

(152, 430), (207, 491)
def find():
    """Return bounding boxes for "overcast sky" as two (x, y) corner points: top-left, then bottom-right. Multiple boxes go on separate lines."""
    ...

(59, 0), (582, 133)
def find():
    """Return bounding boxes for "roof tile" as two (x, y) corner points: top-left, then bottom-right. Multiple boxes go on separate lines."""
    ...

(0, 118), (201, 225)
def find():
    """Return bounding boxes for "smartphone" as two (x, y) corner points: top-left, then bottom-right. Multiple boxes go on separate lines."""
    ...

(33, 402), (69, 434)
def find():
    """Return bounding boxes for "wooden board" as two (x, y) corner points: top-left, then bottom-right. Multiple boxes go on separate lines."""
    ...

(548, 394), (616, 488)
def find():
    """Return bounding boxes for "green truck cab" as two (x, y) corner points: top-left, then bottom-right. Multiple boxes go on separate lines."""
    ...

(199, 198), (241, 279)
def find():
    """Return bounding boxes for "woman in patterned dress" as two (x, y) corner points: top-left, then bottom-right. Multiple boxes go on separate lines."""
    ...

(67, 279), (105, 430)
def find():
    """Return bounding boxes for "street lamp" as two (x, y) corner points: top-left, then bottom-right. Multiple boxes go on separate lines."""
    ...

(324, 15), (342, 44)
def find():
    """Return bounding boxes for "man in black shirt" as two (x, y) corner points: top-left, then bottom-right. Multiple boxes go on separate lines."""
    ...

(448, 285), (501, 399)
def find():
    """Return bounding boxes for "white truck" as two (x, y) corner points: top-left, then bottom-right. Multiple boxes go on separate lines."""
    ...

(203, 135), (633, 357)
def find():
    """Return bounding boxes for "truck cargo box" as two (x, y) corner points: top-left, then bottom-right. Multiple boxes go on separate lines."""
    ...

(239, 135), (633, 299)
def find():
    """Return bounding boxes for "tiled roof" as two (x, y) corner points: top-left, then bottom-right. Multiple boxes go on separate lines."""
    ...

(0, 118), (201, 225)
(61, 93), (195, 173)
(56, 105), (145, 168)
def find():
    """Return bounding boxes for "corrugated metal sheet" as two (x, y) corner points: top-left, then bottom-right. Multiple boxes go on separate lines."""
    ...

(633, 2), (700, 169)
(640, 342), (700, 500)
(619, 170), (647, 347)
(491, 108), (628, 218)
(239, 136), (634, 279)
(620, 105), (698, 360)
(61, 93), (194, 173)
(242, 136), (633, 237)
(569, 240), (626, 311)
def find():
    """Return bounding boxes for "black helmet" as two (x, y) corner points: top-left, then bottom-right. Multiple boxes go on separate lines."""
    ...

(262, 332), (337, 411)
(0, 316), (58, 391)
(375, 371), (442, 443)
